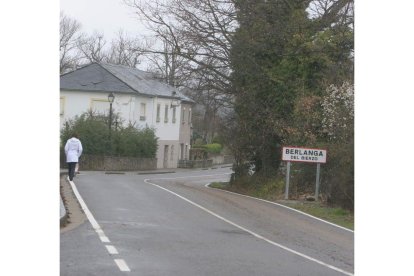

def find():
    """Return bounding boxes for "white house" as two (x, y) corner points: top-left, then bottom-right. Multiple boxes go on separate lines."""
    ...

(60, 62), (194, 169)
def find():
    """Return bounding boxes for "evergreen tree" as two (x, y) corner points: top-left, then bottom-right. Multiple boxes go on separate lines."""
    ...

(230, 0), (314, 177)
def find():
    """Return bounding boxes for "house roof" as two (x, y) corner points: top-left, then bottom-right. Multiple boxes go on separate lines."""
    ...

(60, 63), (194, 103)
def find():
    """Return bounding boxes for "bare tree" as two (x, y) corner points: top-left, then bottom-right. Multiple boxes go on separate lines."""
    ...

(124, 0), (238, 141)
(308, 0), (354, 29)
(124, 0), (237, 91)
(77, 31), (108, 63)
(142, 31), (193, 87)
(107, 30), (143, 68)
(60, 12), (83, 73)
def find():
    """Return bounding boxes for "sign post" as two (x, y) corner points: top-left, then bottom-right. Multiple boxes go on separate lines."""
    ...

(315, 163), (321, 200)
(284, 161), (291, 200)
(282, 146), (327, 201)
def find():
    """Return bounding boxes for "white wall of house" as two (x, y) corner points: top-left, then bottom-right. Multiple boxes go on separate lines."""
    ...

(60, 90), (186, 169)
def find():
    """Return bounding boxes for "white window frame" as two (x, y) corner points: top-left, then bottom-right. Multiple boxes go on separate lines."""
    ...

(90, 98), (110, 115)
(182, 107), (186, 124)
(164, 104), (169, 123)
(172, 106), (176, 123)
(156, 104), (161, 123)
(140, 103), (146, 121)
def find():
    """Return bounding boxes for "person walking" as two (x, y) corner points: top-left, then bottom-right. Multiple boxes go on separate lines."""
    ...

(64, 133), (83, 181)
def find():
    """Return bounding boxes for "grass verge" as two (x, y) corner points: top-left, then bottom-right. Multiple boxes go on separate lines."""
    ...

(208, 181), (354, 230)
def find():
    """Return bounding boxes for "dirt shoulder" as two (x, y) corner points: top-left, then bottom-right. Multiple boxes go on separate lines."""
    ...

(60, 175), (87, 233)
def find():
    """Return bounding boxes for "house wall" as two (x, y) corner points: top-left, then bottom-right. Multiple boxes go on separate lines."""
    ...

(156, 140), (180, 169)
(60, 90), (187, 169)
(60, 90), (182, 141)
(179, 103), (193, 160)
(60, 90), (139, 128)
(149, 97), (181, 141)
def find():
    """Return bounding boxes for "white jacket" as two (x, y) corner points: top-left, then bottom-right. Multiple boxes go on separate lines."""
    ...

(64, 137), (83, 163)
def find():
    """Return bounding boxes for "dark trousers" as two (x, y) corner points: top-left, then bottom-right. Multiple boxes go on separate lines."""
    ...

(67, 162), (77, 181)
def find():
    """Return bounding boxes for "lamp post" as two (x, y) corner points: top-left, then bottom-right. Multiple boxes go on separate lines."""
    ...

(108, 93), (115, 151)
(108, 92), (115, 129)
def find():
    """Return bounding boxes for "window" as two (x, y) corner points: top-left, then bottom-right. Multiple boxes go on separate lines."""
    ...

(140, 103), (146, 121)
(60, 97), (65, 116)
(90, 98), (110, 115)
(164, 104), (169, 123)
(182, 107), (186, 124)
(188, 108), (192, 124)
(172, 107), (176, 123)
(156, 104), (161, 122)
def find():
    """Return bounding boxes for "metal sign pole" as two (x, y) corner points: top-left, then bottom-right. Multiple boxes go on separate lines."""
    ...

(285, 161), (291, 200)
(315, 163), (321, 201)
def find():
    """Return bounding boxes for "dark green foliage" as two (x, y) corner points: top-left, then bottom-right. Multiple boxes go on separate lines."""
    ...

(321, 141), (354, 211)
(203, 143), (223, 154)
(61, 112), (158, 158)
(61, 113), (110, 155)
(191, 143), (223, 154)
(228, 0), (354, 210)
(112, 126), (158, 158)
(230, 0), (313, 177)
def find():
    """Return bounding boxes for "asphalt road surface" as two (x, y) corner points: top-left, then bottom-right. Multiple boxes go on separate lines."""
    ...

(61, 167), (354, 276)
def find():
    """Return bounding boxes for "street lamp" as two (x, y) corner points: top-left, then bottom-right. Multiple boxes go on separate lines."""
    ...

(170, 91), (181, 108)
(108, 92), (115, 156)
(108, 92), (115, 132)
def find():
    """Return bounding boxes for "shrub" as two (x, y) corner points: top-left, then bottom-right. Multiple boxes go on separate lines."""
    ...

(61, 113), (109, 155)
(321, 141), (354, 211)
(113, 126), (158, 158)
(204, 143), (223, 154)
(61, 112), (158, 158)
(193, 138), (205, 146)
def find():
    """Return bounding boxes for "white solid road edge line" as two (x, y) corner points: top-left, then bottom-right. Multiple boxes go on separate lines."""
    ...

(149, 172), (232, 181)
(68, 178), (111, 243)
(149, 172), (353, 233)
(149, 172), (352, 232)
(114, 259), (131, 272)
(144, 179), (353, 276)
(204, 182), (354, 233)
(68, 178), (131, 272)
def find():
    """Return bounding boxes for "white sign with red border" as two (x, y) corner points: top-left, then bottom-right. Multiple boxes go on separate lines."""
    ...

(282, 146), (327, 164)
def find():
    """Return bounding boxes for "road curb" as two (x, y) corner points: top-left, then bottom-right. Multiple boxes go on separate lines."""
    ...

(60, 171), (68, 227)
(138, 171), (176, 175)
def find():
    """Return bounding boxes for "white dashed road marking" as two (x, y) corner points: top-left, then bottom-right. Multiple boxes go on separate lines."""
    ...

(114, 259), (131, 272)
(106, 245), (119, 255)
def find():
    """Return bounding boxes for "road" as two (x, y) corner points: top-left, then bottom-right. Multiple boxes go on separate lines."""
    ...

(61, 167), (354, 276)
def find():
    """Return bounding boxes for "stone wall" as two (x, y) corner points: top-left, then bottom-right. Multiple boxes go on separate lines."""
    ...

(178, 159), (213, 168)
(207, 154), (235, 165)
(61, 154), (157, 171)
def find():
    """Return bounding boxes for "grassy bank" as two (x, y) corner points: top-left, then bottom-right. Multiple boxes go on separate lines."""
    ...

(209, 182), (354, 230)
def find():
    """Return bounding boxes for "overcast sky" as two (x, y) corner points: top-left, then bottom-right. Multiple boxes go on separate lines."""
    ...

(60, 0), (147, 41)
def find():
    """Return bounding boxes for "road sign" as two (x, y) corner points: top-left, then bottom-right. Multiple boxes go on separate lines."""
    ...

(282, 146), (327, 164)
(282, 146), (327, 201)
